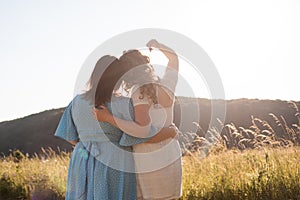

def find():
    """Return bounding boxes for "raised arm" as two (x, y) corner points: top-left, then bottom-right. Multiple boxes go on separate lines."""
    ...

(147, 40), (179, 100)
(93, 105), (177, 141)
(146, 39), (179, 72)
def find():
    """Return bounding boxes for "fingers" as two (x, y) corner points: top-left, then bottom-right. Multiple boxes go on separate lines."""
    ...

(92, 106), (106, 118)
(99, 105), (107, 110)
(146, 39), (160, 50)
(169, 123), (178, 131)
(92, 108), (97, 115)
(92, 108), (99, 116)
(92, 108), (98, 120)
(169, 124), (180, 140)
(92, 106), (107, 121)
(146, 39), (176, 57)
(94, 105), (107, 110)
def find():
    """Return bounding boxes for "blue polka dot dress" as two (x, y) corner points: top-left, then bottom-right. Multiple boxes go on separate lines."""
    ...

(55, 94), (151, 200)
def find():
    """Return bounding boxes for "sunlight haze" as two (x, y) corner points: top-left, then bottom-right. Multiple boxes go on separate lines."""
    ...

(0, 0), (299, 122)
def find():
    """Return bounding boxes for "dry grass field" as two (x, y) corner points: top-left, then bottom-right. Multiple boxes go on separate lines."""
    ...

(0, 147), (299, 200)
(0, 101), (299, 199)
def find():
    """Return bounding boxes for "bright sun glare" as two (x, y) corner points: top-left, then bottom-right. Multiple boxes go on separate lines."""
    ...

(141, 49), (211, 99)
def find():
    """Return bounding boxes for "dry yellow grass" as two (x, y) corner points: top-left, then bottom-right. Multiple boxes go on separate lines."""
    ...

(181, 147), (300, 199)
(0, 148), (69, 199)
(1, 147), (300, 200)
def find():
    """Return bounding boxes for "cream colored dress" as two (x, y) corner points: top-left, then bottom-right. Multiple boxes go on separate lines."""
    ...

(131, 68), (182, 200)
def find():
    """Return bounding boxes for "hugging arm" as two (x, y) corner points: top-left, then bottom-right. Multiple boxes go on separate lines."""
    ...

(93, 91), (177, 142)
(93, 103), (151, 138)
(146, 124), (178, 143)
(93, 103), (177, 141)
(130, 101), (178, 142)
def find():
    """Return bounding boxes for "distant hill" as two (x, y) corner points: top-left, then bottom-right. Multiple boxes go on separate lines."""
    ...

(174, 98), (300, 136)
(0, 97), (299, 156)
(0, 108), (68, 156)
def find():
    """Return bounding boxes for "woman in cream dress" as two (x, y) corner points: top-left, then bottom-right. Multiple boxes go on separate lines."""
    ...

(94, 40), (182, 200)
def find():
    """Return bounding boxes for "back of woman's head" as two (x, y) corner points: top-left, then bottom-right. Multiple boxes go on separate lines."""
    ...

(120, 50), (150, 67)
(86, 55), (117, 92)
(85, 55), (123, 107)
(119, 50), (158, 104)
(119, 50), (157, 85)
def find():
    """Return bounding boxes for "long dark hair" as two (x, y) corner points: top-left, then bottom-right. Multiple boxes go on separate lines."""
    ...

(84, 55), (123, 107)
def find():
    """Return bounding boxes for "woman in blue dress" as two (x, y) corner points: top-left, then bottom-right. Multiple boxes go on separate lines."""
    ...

(55, 54), (177, 200)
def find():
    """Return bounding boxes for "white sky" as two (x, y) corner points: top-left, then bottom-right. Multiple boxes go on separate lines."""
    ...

(0, 0), (299, 122)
